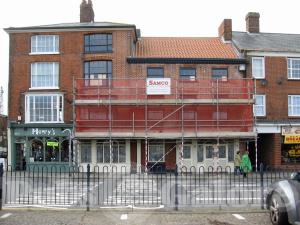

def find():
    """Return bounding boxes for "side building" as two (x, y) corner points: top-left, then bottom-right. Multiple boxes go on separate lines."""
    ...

(232, 12), (300, 169)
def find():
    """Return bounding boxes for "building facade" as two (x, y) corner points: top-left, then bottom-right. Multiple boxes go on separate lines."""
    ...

(232, 12), (300, 168)
(5, 1), (256, 171)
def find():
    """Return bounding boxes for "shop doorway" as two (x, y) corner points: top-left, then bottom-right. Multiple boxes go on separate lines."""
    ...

(15, 143), (26, 170)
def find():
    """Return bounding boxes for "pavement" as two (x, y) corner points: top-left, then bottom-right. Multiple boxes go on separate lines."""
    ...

(0, 209), (273, 225)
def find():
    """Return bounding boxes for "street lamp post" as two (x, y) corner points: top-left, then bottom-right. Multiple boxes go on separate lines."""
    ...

(63, 129), (73, 168)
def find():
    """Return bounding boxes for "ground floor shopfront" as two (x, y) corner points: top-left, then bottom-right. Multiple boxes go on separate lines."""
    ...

(254, 124), (300, 169)
(76, 138), (248, 172)
(8, 123), (73, 171)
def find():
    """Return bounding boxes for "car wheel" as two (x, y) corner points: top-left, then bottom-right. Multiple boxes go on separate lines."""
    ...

(269, 193), (289, 225)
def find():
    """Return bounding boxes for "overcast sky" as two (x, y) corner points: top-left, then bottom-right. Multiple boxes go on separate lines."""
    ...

(0, 0), (300, 115)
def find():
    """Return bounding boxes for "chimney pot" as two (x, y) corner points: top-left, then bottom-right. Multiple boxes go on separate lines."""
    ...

(246, 12), (260, 33)
(80, 0), (94, 23)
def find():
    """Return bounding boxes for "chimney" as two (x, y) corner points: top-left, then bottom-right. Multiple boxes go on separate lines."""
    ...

(218, 19), (232, 41)
(246, 12), (260, 33)
(80, 0), (94, 23)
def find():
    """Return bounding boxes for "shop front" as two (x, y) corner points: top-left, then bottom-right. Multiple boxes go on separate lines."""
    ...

(282, 126), (300, 164)
(9, 123), (73, 171)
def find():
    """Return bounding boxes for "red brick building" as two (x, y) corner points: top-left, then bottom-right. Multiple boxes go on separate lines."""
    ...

(5, 0), (255, 171)
(232, 12), (300, 168)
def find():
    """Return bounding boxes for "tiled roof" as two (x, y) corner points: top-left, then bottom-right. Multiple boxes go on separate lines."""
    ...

(134, 37), (238, 59)
(232, 31), (300, 52)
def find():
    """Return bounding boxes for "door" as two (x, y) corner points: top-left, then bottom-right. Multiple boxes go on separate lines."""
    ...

(15, 143), (25, 171)
(204, 145), (228, 171)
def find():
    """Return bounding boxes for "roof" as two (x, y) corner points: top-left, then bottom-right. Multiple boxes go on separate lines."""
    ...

(4, 21), (136, 32)
(133, 37), (239, 59)
(232, 31), (300, 53)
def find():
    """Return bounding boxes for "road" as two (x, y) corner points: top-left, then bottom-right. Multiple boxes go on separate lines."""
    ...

(0, 210), (272, 225)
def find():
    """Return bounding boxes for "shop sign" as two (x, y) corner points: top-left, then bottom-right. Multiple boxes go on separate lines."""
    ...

(47, 141), (59, 147)
(14, 127), (71, 137)
(283, 144), (300, 158)
(32, 128), (56, 136)
(284, 135), (300, 144)
(146, 78), (171, 95)
(282, 126), (300, 135)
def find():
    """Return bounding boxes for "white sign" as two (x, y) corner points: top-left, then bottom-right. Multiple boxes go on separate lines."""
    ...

(146, 78), (171, 95)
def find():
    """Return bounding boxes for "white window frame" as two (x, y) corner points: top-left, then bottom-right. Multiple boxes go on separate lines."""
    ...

(252, 57), (265, 79)
(288, 95), (300, 117)
(287, 58), (300, 79)
(31, 62), (59, 89)
(30, 35), (59, 54)
(254, 95), (266, 117)
(148, 144), (165, 162)
(96, 141), (126, 163)
(25, 93), (64, 123)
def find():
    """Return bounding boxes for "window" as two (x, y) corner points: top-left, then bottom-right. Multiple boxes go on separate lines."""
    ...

(96, 141), (126, 163)
(84, 61), (112, 86)
(84, 34), (112, 53)
(148, 144), (164, 162)
(180, 68), (196, 80)
(31, 62), (59, 88)
(81, 142), (91, 163)
(206, 146), (213, 159)
(183, 146), (191, 159)
(288, 58), (300, 79)
(212, 68), (228, 79)
(197, 145), (204, 162)
(228, 143), (234, 162)
(288, 95), (300, 116)
(218, 146), (226, 158)
(31, 35), (59, 54)
(25, 94), (63, 123)
(147, 67), (164, 78)
(254, 95), (266, 116)
(252, 57), (265, 79)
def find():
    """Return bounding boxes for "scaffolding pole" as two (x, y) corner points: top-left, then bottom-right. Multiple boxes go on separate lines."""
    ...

(109, 79), (113, 169)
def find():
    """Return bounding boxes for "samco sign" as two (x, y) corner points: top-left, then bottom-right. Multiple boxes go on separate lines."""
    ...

(284, 135), (300, 144)
(146, 78), (171, 95)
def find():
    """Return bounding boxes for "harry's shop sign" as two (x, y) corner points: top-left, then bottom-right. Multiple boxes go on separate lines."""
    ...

(14, 128), (67, 137)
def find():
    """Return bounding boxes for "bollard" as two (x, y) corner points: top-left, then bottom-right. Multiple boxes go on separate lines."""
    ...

(87, 164), (90, 211)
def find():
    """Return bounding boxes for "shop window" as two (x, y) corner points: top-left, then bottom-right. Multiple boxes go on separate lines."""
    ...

(206, 146), (213, 159)
(183, 146), (191, 159)
(147, 67), (164, 78)
(288, 58), (300, 79)
(218, 146), (226, 158)
(45, 138), (59, 162)
(197, 145), (204, 162)
(228, 143), (234, 162)
(25, 94), (63, 123)
(31, 35), (59, 54)
(81, 142), (91, 163)
(148, 144), (164, 162)
(282, 144), (300, 163)
(30, 139), (44, 162)
(97, 141), (126, 163)
(84, 34), (112, 53)
(31, 62), (59, 89)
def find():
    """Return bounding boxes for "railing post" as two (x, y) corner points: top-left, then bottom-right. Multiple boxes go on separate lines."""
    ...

(0, 163), (3, 210)
(174, 164), (179, 211)
(260, 163), (264, 210)
(87, 164), (90, 211)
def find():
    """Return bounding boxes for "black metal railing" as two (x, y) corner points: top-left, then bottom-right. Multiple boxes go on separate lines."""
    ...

(0, 164), (297, 210)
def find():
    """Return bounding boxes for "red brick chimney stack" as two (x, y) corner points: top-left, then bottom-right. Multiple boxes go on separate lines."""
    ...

(80, 0), (94, 23)
(218, 19), (232, 41)
(246, 12), (260, 33)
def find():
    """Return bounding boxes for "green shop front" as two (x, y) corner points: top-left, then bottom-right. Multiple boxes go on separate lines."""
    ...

(9, 123), (74, 171)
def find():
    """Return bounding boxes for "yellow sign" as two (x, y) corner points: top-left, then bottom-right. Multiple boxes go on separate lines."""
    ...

(284, 135), (300, 144)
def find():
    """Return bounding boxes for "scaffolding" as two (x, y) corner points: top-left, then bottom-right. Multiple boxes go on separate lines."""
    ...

(74, 78), (255, 171)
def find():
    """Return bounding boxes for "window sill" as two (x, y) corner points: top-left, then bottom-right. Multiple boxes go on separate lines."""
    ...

(287, 78), (300, 80)
(84, 51), (113, 54)
(29, 87), (60, 90)
(25, 121), (65, 124)
(29, 52), (60, 55)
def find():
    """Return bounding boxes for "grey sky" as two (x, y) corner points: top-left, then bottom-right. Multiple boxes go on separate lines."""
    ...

(1, 0), (300, 115)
